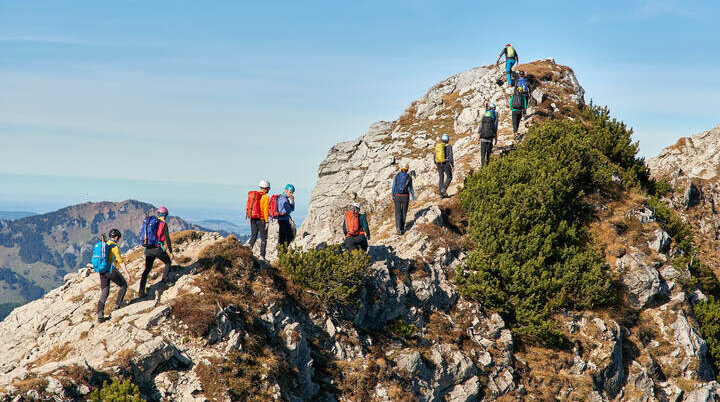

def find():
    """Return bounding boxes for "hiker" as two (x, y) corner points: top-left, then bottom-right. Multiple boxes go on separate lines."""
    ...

(434, 134), (454, 197)
(343, 203), (370, 252)
(516, 70), (529, 94)
(275, 184), (296, 248)
(138, 206), (175, 298)
(510, 85), (528, 134)
(247, 180), (271, 259)
(392, 163), (415, 235)
(92, 229), (132, 323)
(496, 44), (519, 87)
(478, 103), (498, 167)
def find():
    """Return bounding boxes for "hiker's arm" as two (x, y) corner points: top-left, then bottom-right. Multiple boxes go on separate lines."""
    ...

(111, 247), (132, 278)
(496, 49), (505, 64)
(163, 224), (175, 260)
(362, 215), (370, 240)
(391, 175), (396, 195)
(342, 218), (347, 236)
(120, 262), (131, 279)
(448, 145), (454, 167)
(409, 177), (416, 201)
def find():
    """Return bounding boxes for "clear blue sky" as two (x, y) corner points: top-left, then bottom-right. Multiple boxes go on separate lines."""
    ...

(1, 0), (718, 220)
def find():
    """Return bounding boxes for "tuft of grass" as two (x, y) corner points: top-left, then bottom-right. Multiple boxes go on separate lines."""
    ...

(30, 343), (73, 368)
(13, 376), (49, 394)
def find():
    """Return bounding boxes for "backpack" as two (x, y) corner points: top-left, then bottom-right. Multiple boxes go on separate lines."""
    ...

(480, 115), (496, 139)
(506, 46), (516, 58)
(91, 241), (112, 274)
(268, 194), (281, 219)
(345, 210), (362, 237)
(246, 191), (263, 220)
(434, 142), (447, 163)
(392, 172), (411, 195)
(517, 78), (529, 93)
(139, 216), (165, 247)
(512, 89), (524, 110)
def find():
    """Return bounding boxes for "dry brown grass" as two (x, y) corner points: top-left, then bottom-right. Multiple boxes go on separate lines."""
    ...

(12, 376), (49, 394)
(170, 294), (218, 337)
(171, 230), (204, 246)
(30, 343), (72, 368)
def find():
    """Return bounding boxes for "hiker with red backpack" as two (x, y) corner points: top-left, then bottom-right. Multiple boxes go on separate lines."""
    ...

(392, 163), (415, 235)
(496, 44), (519, 87)
(138, 206), (174, 298)
(270, 184), (296, 248)
(343, 203), (370, 252)
(92, 228), (132, 323)
(246, 180), (271, 259)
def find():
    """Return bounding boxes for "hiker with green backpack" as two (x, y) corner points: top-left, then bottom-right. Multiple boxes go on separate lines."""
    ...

(434, 134), (454, 198)
(343, 203), (370, 252)
(92, 229), (132, 323)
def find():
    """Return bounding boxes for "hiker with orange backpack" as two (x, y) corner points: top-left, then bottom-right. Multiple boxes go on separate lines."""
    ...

(138, 206), (174, 298)
(392, 163), (415, 235)
(271, 184), (296, 248)
(92, 228), (132, 323)
(496, 44), (519, 87)
(343, 203), (370, 252)
(246, 180), (271, 259)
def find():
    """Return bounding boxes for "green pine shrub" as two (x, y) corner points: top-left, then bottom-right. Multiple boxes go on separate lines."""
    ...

(386, 319), (416, 338)
(457, 105), (650, 346)
(278, 246), (371, 306)
(88, 379), (144, 402)
(694, 296), (720, 382)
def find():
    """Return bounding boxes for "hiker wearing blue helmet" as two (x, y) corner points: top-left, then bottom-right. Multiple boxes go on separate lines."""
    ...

(276, 184), (296, 248)
(434, 134), (454, 198)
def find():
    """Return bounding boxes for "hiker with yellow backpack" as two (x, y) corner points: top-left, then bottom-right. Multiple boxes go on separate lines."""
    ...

(510, 84), (528, 134)
(343, 203), (370, 252)
(246, 180), (271, 259)
(434, 134), (454, 198)
(91, 229), (132, 323)
(496, 44), (519, 87)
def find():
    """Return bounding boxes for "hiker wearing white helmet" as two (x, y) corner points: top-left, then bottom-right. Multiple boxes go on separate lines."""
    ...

(434, 134), (454, 198)
(391, 163), (415, 235)
(343, 203), (370, 252)
(478, 103), (499, 167)
(246, 180), (271, 259)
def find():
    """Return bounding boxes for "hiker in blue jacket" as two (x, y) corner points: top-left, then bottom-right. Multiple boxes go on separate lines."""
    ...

(392, 164), (415, 235)
(276, 184), (296, 248)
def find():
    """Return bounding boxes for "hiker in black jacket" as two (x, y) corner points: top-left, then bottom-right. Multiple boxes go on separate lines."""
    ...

(478, 103), (498, 167)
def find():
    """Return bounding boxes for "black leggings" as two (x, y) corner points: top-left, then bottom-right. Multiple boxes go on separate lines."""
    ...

(140, 247), (171, 295)
(344, 234), (368, 252)
(278, 219), (294, 247)
(248, 218), (268, 258)
(97, 269), (127, 318)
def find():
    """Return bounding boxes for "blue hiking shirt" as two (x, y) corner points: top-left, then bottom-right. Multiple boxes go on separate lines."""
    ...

(392, 173), (415, 201)
(276, 193), (295, 221)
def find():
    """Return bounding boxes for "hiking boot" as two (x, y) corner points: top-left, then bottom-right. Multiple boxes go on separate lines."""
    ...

(98, 315), (110, 323)
(138, 290), (147, 299)
(115, 300), (131, 310)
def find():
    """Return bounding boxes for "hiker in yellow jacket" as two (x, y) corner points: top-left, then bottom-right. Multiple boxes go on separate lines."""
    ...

(97, 229), (132, 323)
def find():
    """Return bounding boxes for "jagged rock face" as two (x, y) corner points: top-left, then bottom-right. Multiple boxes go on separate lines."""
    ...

(648, 125), (720, 181)
(297, 59), (585, 249)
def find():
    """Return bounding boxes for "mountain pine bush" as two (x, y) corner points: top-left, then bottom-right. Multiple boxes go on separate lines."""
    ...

(278, 246), (370, 306)
(88, 379), (144, 402)
(457, 105), (648, 346)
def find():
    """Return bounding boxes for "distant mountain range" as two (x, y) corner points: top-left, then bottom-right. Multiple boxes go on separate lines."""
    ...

(0, 211), (36, 221)
(0, 200), (204, 317)
(192, 219), (248, 236)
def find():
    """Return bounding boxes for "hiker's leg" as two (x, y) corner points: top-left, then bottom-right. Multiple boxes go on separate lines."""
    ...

(393, 198), (402, 233)
(360, 235), (369, 252)
(512, 111), (521, 133)
(97, 273), (110, 318)
(506, 59), (515, 85)
(444, 164), (453, 193)
(109, 270), (127, 308)
(158, 251), (172, 282)
(248, 219), (259, 247)
(343, 237), (353, 251)
(259, 221), (268, 258)
(437, 163), (444, 194)
(400, 196), (409, 232)
(139, 251), (157, 295)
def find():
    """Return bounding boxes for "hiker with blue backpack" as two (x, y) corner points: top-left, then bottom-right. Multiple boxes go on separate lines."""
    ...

(392, 163), (415, 235)
(92, 229), (132, 323)
(496, 44), (519, 87)
(271, 184), (296, 249)
(510, 84), (528, 134)
(138, 206), (174, 298)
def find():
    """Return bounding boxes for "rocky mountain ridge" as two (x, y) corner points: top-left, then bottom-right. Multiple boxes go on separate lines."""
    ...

(2, 61), (720, 401)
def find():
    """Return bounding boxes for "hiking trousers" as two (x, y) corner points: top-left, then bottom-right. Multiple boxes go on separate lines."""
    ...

(512, 110), (523, 133)
(140, 247), (171, 295)
(278, 219), (294, 248)
(249, 218), (268, 258)
(437, 162), (453, 195)
(97, 269), (127, 318)
(394, 195), (410, 234)
(480, 140), (493, 167)
(344, 234), (368, 252)
(506, 58), (517, 85)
